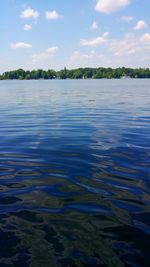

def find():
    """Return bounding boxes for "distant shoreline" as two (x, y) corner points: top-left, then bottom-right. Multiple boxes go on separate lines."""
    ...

(0, 67), (150, 80)
(1, 78), (150, 81)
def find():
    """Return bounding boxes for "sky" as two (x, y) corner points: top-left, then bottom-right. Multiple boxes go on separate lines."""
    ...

(0, 0), (150, 72)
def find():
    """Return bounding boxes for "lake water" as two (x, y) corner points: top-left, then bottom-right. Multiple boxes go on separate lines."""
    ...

(0, 79), (150, 267)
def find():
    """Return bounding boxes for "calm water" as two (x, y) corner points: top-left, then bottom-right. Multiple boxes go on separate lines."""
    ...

(0, 79), (150, 267)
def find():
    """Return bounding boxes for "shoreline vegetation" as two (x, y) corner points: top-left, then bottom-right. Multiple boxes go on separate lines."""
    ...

(0, 67), (150, 80)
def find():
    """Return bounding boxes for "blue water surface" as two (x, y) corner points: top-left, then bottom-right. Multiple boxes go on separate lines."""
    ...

(0, 79), (150, 267)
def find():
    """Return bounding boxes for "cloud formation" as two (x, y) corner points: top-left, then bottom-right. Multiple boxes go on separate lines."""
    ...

(80, 32), (109, 46)
(45, 10), (62, 20)
(140, 33), (150, 43)
(21, 8), (39, 19)
(69, 30), (150, 69)
(68, 50), (105, 68)
(70, 50), (96, 61)
(92, 21), (98, 29)
(24, 24), (32, 31)
(110, 33), (141, 56)
(32, 46), (59, 63)
(133, 20), (148, 30)
(47, 46), (59, 54)
(95, 0), (131, 14)
(11, 42), (32, 49)
(121, 16), (133, 22)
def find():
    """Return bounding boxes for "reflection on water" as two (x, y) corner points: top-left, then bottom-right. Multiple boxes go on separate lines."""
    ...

(0, 79), (150, 267)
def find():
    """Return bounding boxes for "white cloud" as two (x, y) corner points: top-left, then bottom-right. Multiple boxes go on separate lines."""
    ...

(21, 8), (39, 19)
(32, 46), (59, 63)
(95, 0), (131, 14)
(70, 50), (96, 61)
(69, 31), (150, 69)
(24, 24), (32, 31)
(92, 21), (98, 29)
(68, 50), (104, 68)
(127, 48), (138, 55)
(47, 46), (59, 54)
(11, 42), (32, 49)
(109, 32), (150, 58)
(121, 16), (133, 22)
(140, 33), (150, 43)
(133, 20), (148, 31)
(80, 32), (109, 46)
(45, 10), (62, 20)
(68, 32), (150, 69)
(110, 33), (141, 56)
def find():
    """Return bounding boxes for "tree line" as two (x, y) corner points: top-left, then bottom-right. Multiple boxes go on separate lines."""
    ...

(0, 67), (150, 80)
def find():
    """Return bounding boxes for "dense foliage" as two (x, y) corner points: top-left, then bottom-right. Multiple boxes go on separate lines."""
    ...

(0, 67), (150, 80)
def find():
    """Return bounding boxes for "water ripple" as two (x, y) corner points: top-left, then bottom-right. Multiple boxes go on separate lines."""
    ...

(0, 80), (150, 267)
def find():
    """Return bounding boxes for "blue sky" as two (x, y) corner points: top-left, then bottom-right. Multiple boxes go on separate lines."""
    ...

(0, 0), (150, 72)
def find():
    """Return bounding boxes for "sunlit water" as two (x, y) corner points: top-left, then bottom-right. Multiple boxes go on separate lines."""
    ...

(0, 79), (150, 267)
